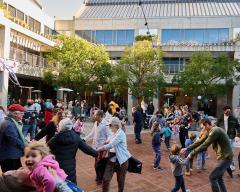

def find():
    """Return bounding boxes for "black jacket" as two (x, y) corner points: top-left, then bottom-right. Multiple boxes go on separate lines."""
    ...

(34, 121), (56, 142)
(217, 115), (240, 139)
(48, 130), (98, 183)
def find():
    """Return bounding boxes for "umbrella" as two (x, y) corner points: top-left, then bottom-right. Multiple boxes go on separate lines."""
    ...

(58, 88), (73, 92)
(164, 93), (174, 97)
(32, 90), (42, 93)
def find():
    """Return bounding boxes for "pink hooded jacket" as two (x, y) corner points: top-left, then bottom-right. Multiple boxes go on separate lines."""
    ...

(29, 155), (67, 192)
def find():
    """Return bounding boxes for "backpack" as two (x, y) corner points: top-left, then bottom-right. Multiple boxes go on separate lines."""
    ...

(156, 115), (166, 128)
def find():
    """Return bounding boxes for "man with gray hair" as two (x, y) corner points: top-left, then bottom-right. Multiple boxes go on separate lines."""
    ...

(84, 110), (112, 184)
(0, 104), (26, 172)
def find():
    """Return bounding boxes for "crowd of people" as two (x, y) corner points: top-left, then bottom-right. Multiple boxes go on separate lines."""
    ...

(132, 102), (240, 192)
(1, 98), (240, 192)
(0, 99), (131, 192)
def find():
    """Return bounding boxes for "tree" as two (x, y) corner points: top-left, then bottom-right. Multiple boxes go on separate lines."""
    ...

(44, 35), (112, 93)
(173, 51), (240, 98)
(135, 34), (159, 42)
(119, 40), (165, 101)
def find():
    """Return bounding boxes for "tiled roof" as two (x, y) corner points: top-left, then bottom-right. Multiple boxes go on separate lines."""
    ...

(79, 0), (240, 18)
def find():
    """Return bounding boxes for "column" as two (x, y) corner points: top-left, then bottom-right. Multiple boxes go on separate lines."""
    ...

(153, 97), (159, 112)
(0, 26), (10, 110)
(232, 44), (240, 112)
(127, 88), (133, 122)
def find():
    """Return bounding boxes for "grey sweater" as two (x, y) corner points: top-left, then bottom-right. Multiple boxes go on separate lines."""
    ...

(169, 154), (189, 176)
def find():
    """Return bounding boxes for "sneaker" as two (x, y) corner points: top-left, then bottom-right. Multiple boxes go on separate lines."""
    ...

(197, 169), (201, 173)
(190, 168), (193, 172)
(185, 172), (191, 176)
(153, 166), (163, 171)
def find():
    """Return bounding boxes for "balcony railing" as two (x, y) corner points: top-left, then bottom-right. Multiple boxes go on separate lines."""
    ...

(10, 47), (47, 68)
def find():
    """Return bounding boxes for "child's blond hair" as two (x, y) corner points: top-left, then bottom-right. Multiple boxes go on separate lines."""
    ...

(24, 142), (50, 158)
(170, 144), (181, 155)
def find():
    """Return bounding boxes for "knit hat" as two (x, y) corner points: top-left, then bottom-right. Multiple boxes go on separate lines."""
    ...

(8, 104), (25, 112)
(58, 118), (73, 132)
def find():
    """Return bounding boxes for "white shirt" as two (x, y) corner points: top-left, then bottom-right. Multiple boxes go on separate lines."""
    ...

(224, 115), (229, 132)
(84, 120), (111, 149)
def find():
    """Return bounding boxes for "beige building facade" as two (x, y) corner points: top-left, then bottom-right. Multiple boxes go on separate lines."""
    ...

(56, 0), (240, 117)
(0, 0), (56, 108)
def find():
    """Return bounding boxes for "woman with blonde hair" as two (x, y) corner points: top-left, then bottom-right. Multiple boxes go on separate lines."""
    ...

(34, 111), (63, 142)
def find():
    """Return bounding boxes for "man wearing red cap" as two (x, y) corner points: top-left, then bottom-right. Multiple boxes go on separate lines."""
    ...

(0, 104), (26, 172)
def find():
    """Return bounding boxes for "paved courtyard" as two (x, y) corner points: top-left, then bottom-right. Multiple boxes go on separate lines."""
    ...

(76, 131), (240, 192)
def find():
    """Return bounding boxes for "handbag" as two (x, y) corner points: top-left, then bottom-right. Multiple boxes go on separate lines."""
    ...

(127, 156), (142, 174)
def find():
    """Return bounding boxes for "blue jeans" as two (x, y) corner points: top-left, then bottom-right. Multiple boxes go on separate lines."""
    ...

(209, 159), (232, 192)
(197, 151), (206, 170)
(165, 136), (171, 149)
(23, 123), (37, 140)
(172, 175), (186, 192)
(186, 158), (193, 172)
(153, 146), (161, 167)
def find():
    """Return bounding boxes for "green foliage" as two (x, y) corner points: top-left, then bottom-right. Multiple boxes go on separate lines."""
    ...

(119, 40), (165, 99)
(173, 51), (240, 97)
(135, 34), (159, 43)
(44, 34), (111, 92)
(0, 2), (6, 10)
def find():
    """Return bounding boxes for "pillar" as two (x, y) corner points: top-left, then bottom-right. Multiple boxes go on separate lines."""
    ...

(127, 88), (133, 122)
(232, 44), (240, 113)
(0, 26), (10, 110)
(153, 97), (159, 112)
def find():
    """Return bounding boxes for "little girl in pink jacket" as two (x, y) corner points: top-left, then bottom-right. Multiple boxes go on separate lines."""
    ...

(24, 142), (68, 192)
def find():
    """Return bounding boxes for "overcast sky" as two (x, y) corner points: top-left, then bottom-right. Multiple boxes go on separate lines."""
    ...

(38, 0), (83, 19)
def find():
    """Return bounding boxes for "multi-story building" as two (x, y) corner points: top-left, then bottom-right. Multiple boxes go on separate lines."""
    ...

(0, 0), (56, 108)
(57, 0), (240, 116)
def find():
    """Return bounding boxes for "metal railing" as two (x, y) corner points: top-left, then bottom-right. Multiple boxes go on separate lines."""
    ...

(9, 47), (47, 68)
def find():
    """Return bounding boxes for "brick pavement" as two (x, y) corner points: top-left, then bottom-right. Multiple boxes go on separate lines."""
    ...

(76, 132), (240, 192)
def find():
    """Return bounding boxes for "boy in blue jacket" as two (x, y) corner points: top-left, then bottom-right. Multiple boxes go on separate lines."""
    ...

(151, 122), (163, 170)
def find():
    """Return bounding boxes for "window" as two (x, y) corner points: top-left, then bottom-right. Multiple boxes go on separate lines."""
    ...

(34, 20), (41, 33)
(28, 16), (34, 29)
(162, 28), (229, 44)
(82, 30), (92, 42)
(44, 25), (50, 35)
(76, 30), (134, 45)
(163, 58), (185, 74)
(96, 30), (113, 45)
(16, 10), (24, 21)
(8, 5), (16, 17)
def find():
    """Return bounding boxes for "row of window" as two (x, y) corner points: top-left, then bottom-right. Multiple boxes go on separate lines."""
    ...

(75, 30), (135, 45)
(7, 4), (52, 35)
(76, 28), (230, 45)
(162, 29), (229, 44)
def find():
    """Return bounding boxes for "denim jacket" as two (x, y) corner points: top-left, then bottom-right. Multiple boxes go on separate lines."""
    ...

(103, 128), (131, 165)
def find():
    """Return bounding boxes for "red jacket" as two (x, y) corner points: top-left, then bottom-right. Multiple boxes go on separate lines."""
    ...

(44, 110), (53, 125)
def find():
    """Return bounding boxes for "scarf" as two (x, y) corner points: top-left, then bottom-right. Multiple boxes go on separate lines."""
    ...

(11, 118), (26, 145)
